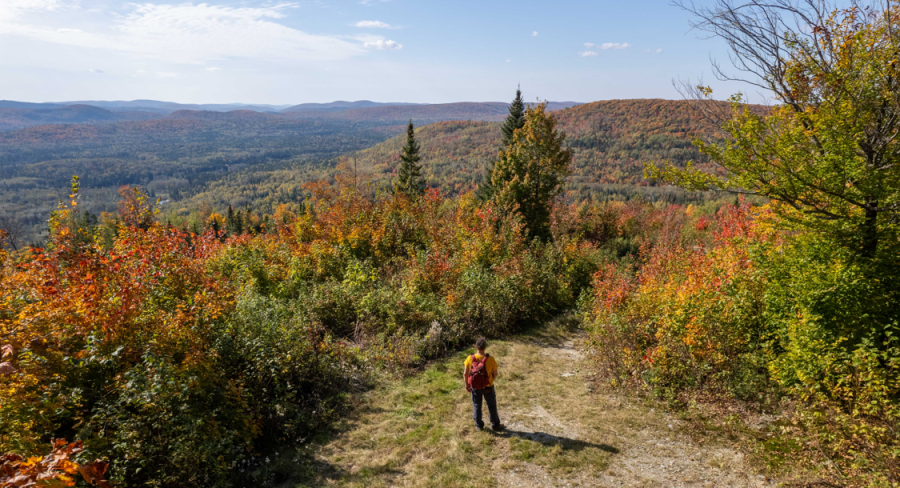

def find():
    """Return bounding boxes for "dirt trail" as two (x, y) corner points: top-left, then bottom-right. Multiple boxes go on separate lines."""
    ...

(294, 322), (775, 487)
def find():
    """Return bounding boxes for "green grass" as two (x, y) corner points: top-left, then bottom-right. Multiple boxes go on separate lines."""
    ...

(285, 317), (621, 487)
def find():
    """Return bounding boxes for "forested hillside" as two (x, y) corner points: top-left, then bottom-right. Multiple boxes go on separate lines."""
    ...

(166, 99), (734, 226)
(4, 1), (899, 487)
(0, 99), (723, 246)
(350, 99), (731, 200)
(0, 105), (161, 131)
(0, 113), (396, 244)
(285, 101), (580, 123)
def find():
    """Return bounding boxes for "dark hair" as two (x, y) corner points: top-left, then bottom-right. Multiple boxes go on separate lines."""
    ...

(476, 337), (487, 350)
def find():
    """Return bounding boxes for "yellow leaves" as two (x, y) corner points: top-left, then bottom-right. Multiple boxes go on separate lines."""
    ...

(207, 212), (226, 229)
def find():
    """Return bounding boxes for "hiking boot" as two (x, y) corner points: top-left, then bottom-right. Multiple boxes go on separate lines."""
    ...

(475, 425), (484, 431)
(491, 424), (506, 431)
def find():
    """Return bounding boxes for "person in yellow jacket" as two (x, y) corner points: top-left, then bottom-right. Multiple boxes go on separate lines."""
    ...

(463, 337), (505, 431)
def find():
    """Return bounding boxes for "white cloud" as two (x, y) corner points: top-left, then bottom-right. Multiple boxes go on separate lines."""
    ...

(656, 48), (663, 53)
(115, 4), (364, 62)
(585, 42), (631, 50)
(363, 39), (402, 50)
(355, 20), (394, 28)
(579, 51), (598, 57)
(532, 31), (538, 36)
(156, 72), (178, 78)
(205, 67), (222, 71)
(0, 2), (368, 64)
(0, 0), (62, 21)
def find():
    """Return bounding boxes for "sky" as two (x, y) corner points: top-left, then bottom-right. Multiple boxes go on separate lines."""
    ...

(0, 0), (761, 105)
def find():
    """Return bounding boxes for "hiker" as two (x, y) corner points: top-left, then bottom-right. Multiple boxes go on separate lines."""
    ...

(464, 337), (505, 431)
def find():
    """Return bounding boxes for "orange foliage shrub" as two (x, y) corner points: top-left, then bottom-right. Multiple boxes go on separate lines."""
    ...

(582, 201), (777, 396)
(2, 182), (602, 486)
(1, 439), (112, 487)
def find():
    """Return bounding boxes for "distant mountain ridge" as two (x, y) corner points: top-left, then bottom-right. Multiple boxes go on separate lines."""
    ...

(0, 105), (161, 132)
(64, 100), (295, 113)
(0, 99), (292, 114)
(283, 100), (421, 113)
(285, 101), (581, 124)
(0, 99), (585, 131)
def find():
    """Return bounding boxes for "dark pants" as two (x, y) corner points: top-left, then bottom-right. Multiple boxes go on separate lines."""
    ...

(471, 385), (501, 429)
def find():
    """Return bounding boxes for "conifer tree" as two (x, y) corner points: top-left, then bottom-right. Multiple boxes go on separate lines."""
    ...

(500, 88), (526, 147)
(479, 88), (526, 201)
(225, 205), (245, 236)
(395, 120), (426, 198)
(225, 205), (235, 236)
(491, 102), (572, 241)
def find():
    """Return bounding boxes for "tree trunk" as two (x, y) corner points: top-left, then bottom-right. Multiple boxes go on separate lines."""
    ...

(862, 198), (879, 258)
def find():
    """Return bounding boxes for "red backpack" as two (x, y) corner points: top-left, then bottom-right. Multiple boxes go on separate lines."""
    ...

(467, 354), (490, 390)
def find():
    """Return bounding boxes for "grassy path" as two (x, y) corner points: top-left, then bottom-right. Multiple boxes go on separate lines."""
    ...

(292, 318), (776, 487)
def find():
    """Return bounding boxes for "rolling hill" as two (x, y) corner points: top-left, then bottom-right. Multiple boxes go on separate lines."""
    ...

(285, 101), (581, 124)
(0, 105), (161, 131)
(283, 100), (421, 113)
(346, 98), (726, 199)
(0, 100), (583, 132)
(0, 98), (740, 245)
(62, 100), (295, 113)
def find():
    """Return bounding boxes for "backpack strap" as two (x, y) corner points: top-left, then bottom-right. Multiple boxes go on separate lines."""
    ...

(470, 354), (486, 369)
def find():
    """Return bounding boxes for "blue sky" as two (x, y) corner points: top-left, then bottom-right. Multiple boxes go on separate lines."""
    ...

(0, 0), (758, 104)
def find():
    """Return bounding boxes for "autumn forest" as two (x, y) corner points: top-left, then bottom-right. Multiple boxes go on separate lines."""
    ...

(3, 1), (900, 487)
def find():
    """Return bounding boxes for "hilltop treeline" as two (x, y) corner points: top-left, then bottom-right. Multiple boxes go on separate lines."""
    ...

(349, 99), (734, 199)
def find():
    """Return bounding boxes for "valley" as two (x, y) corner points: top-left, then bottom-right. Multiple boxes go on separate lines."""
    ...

(0, 98), (722, 245)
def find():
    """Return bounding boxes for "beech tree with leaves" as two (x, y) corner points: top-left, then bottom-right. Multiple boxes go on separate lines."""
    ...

(491, 102), (572, 240)
(479, 88), (526, 201)
(395, 120), (426, 198)
(649, 1), (900, 258)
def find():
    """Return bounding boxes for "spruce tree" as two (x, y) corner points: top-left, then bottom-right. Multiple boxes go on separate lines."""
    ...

(500, 88), (526, 147)
(225, 205), (236, 236)
(396, 120), (426, 198)
(491, 102), (572, 241)
(479, 88), (526, 201)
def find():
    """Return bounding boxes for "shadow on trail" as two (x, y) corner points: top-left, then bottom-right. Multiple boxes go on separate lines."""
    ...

(491, 428), (620, 454)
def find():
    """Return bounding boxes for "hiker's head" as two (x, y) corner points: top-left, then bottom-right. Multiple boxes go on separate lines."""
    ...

(476, 337), (487, 352)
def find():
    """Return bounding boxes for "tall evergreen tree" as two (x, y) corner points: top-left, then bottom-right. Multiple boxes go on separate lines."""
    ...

(479, 88), (526, 201)
(491, 102), (572, 241)
(500, 88), (526, 147)
(225, 205), (236, 236)
(395, 120), (426, 198)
